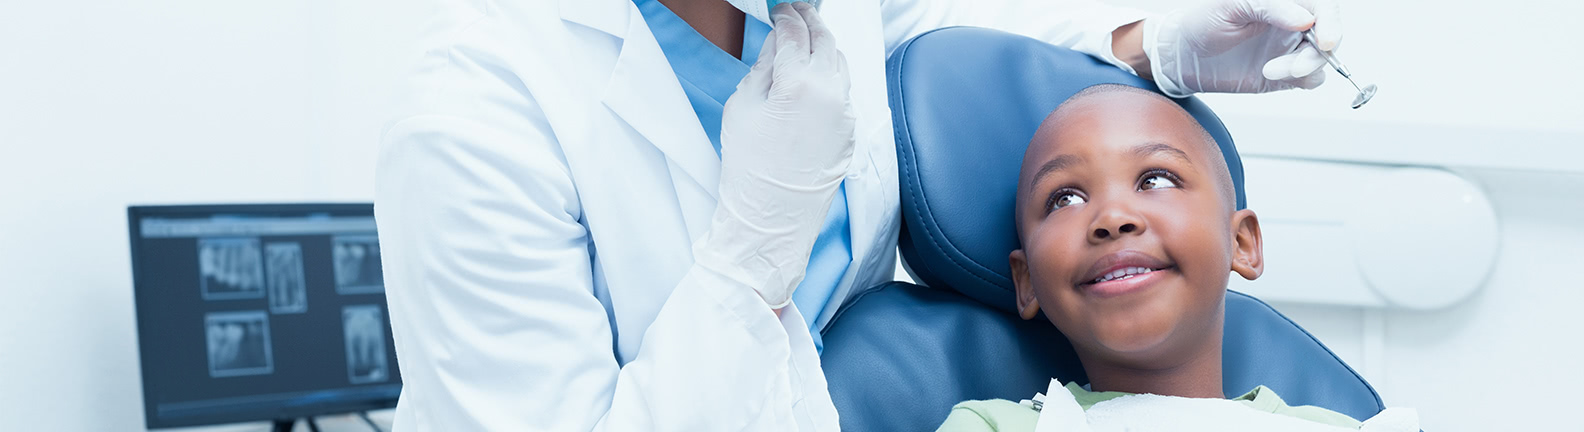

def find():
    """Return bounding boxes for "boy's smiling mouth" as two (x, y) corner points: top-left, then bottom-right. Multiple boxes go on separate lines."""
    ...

(1076, 250), (1175, 297)
(1090, 266), (1163, 284)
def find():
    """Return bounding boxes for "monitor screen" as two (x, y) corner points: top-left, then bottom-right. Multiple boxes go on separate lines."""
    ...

(128, 204), (400, 429)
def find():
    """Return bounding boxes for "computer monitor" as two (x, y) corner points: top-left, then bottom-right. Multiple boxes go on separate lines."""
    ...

(128, 204), (401, 429)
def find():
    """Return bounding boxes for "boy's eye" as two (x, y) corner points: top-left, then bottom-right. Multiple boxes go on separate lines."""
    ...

(1050, 191), (1086, 210)
(1140, 173), (1179, 190)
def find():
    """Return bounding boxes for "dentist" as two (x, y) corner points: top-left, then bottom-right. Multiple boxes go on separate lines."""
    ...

(374, 0), (1344, 430)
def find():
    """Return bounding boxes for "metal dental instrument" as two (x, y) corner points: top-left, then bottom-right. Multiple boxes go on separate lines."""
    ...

(1304, 29), (1377, 109)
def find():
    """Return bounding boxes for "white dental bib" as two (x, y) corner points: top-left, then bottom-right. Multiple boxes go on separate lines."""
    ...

(1030, 379), (1419, 432)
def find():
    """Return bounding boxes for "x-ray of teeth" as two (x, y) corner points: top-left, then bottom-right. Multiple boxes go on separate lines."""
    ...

(265, 242), (307, 314)
(205, 311), (274, 377)
(199, 237), (266, 300)
(333, 235), (384, 294)
(342, 305), (389, 384)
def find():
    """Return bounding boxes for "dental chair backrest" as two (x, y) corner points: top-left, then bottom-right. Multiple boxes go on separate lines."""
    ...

(819, 27), (1386, 432)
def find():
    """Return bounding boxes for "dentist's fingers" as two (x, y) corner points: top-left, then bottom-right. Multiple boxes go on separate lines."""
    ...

(771, 3), (810, 62)
(1264, 54), (1327, 90)
(1261, 41), (1325, 81)
(1262, 50), (1297, 80)
(752, 28), (777, 71)
(1289, 42), (1328, 78)
(1286, 69), (1326, 90)
(793, 2), (837, 66)
(1245, 0), (1316, 32)
(1301, 0), (1344, 51)
(736, 30), (777, 99)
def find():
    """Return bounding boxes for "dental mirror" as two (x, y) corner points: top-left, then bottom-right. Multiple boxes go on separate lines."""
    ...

(1351, 84), (1377, 109)
(1303, 29), (1377, 109)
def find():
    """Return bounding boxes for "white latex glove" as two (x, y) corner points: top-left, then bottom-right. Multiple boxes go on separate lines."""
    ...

(1144, 0), (1343, 97)
(693, 2), (856, 308)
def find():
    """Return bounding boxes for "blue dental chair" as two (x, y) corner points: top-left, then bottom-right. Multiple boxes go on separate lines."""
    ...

(819, 27), (1385, 431)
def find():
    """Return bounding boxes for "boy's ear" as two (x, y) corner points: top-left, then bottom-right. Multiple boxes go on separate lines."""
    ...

(1010, 249), (1040, 320)
(1229, 209), (1264, 281)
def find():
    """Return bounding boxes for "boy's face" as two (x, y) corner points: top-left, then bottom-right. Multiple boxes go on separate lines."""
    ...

(1010, 89), (1262, 370)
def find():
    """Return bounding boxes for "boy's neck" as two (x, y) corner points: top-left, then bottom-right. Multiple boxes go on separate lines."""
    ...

(1080, 332), (1225, 399)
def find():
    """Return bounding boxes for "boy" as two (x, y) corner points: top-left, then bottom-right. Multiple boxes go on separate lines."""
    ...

(936, 84), (1415, 431)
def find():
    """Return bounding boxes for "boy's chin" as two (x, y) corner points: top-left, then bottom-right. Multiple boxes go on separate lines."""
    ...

(1086, 321), (1179, 360)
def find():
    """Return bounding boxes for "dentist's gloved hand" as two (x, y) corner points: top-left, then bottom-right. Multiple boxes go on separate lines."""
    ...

(694, 2), (855, 308)
(1145, 0), (1343, 97)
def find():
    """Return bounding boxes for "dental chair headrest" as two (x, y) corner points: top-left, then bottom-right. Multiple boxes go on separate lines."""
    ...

(890, 27), (1246, 312)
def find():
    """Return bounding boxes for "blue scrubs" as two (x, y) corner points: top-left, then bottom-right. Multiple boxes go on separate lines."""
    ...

(633, 0), (851, 351)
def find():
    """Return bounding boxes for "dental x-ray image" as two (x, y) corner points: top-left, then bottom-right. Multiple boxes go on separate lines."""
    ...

(342, 305), (389, 384)
(333, 235), (383, 294)
(205, 311), (274, 378)
(265, 242), (307, 314)
(199, 237), (265, 300)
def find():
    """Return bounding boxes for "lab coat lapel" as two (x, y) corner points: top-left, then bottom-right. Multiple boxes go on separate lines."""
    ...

(600, 5), (723, 204)
(560, 0), (717, 241)
(554, 0), (714, 361)
(558, 0), (627, 37)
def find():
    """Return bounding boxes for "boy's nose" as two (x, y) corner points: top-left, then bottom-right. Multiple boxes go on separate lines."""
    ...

(1088, 206), (1146, 243)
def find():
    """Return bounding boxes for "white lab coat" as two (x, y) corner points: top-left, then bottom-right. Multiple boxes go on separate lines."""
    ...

(374, 0), (1145, 430)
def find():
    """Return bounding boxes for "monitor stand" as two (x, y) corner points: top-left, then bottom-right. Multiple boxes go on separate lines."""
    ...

(272, 417), (321, 432)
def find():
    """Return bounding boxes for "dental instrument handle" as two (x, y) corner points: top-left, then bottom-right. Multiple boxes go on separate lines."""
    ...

(1303, 29), (1351, 78)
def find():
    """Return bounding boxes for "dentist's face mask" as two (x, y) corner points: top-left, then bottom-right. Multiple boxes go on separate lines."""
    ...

(725, 0), (823, 26)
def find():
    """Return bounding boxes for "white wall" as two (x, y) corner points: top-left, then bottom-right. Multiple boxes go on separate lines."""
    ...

(1, 0), (1579, 431)
(0, 1), (426, 430)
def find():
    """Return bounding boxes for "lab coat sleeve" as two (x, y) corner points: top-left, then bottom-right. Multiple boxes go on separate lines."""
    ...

(878, 0), (1151, 75)
(375, 40), (835, 432)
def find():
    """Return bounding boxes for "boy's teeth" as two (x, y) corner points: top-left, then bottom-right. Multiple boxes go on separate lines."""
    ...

(1093, 267), (1157, 283)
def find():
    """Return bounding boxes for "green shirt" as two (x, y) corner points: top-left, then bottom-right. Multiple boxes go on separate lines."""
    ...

(936, 382), (1364, 432)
